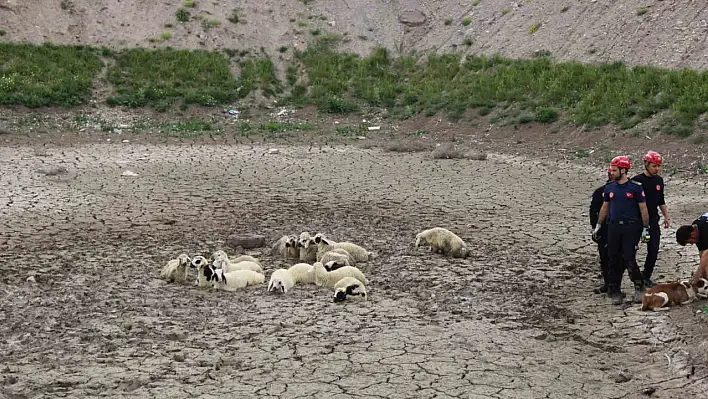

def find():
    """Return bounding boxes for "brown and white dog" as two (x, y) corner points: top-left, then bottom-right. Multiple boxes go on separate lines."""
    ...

(640, 278), (708, 311)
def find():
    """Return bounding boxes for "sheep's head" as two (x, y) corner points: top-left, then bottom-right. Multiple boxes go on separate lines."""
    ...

(333, 288), (348, 302)
(324, 260), (346, 272)
(309, 262), (324, 274)
(285, 235), (298, 248)
(314, 233), (326, 244)
(346, 282), (366, 300)
(455, 246), (470, 259)
(191, 255), (208, 269)
(177, 253), (191, 266)
(414, 233), (426, 247)
(212, 250), (229, 262)
(299, 236), (315, 249)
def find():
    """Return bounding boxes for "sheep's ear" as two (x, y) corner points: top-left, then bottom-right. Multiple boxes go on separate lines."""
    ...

(285, 242), (292, 248)
(320, 237), (331, 245)
(280, 285), (286, 293)
(346, 284), (360, 296)
(314, 236), (321, 244)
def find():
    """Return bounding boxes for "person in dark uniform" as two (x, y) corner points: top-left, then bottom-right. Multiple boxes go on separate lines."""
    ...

(632, 151), (670, 287)
(593, 155), (651, 305)
(589, 167), (614, 294)
(676, 212), (708, 284)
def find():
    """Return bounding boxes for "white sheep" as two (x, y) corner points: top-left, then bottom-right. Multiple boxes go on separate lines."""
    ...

(160, 253), (191, 283)
(273, 235), (300, 259)
(314, 233), (374, 263)
(232, 254), (261, 265)
(298, 232), (318, 262)
(333, 276), (368, 302)
(288, 263), (316, 285)
(211, 250), (263, 273)
(318, 250), (351, 269)
(415, 227), (469, 258)
(268, 269), (295, 293)
(212, 269), (266, 291)
(309, 261), (368, 288)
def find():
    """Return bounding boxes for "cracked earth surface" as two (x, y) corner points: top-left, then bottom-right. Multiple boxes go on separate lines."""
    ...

(1, 138), (708, 398)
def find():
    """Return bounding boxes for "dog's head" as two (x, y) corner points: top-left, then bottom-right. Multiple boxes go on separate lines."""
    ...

(694, 278), (708, 298)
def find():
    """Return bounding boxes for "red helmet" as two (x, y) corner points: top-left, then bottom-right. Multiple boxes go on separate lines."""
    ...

(610, 155), (631, 169)
(643, 151), (662, 165)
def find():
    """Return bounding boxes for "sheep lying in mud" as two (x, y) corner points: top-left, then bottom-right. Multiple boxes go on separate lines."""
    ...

(314, 233), (374, 263)
(268, 269), (295, 293)
(319, 249), (353, 269)
(288, 263), (316, 285)
(298, 232), (318, 263)
(333, 276), (368, 302)
(273, 235), (300, 259)
(309, 261), (368, 288)
(415, 227), (469, 258)
(160, 253), (191, 283)
(211, 250), (263, 273)
(192, 256), (213, 288)
(211, 268), (266, 291)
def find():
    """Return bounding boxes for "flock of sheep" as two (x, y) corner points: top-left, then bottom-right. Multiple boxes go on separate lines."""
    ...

(159, 227), (470, 302)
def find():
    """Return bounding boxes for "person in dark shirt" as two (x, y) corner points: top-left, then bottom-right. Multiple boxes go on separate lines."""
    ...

(675, 212), (708, 284)
(593, 155), (650, 305)
(589, 167), (620, 294)
(632, 151), (670, 287)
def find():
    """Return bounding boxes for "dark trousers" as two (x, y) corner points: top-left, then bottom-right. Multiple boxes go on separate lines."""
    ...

(641, 219), (661, 280)
(598, 231), (627, 284)
(607, 221), (643, 288)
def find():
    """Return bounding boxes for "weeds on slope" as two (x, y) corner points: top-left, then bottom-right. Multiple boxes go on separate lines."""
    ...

(0, 43), (102, 107)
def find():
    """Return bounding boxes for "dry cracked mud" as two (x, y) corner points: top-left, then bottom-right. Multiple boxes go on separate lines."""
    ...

(1, 138), (708, 398)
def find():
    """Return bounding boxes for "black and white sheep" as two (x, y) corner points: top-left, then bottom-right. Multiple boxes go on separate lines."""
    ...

(160, 253), (191, 283)
(272, 235), (300, 259)
(297, 232), (318, 262)
(415, 227), (469, 258)
(333, 276), (368, 302)
(314, 233), (374, 263)
(211, 269), (266, 291)
(192, 256), (214, 288)
(267, 269), (295, 293)
(309, 261), (368, 288)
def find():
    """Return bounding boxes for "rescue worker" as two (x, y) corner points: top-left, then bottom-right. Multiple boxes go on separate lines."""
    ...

(593, 155), (651, 305)
(631, 151), (670, 287)
(589, 167), (613, 294)
(675, 212), (708, 284)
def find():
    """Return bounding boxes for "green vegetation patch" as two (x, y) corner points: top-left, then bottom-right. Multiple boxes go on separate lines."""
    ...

(105, 47), (244, 109)
(0, 43), (102, 107)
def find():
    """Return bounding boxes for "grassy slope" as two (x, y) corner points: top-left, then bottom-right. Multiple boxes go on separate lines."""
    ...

(0, 39), (706, 137)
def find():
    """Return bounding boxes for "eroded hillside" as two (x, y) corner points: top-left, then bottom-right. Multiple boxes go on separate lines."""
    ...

(0, 0), (706, 71)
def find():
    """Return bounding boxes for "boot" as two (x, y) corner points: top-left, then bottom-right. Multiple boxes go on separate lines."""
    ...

(633, 280), (646, 304)
(593, 283), (608, 294)
(608, 284), (624, 306)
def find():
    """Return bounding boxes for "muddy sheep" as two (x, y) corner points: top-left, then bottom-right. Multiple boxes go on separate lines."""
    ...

(287, 263), (316, 285)
(211, 250), (263, 273)
(333, 276), (368, 302)
(318, 250), (352, 269)
(314, 233), (374, 263)
(192, 256), (213, 288)
(268, 269), (296, 293)
(309, 261), (368, 288)
(211, 269), (266, 291)
(272, 235), (300, 259)
(160, 253), (191, 283)
(298, 232), (318, 262)
(415, 227), (469, 258)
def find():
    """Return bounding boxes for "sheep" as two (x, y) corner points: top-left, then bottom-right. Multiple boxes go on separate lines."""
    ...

(287, 263), (316, 285)
(309, 261), (368, 288)
(232, 255), (261, 265)
(211, 250), (263, 273)
(333, 276), (368, 302)
(268, 269), (295, 293)
(314, 233), (374, 263)
(273, 235), (300, 259)
(319, 250), (352, 269)
(415, 227), (469, 258)
(298, 232), (318, 262)
(160, 253), (191, 283)
(191, 256), (213, 288)
(211, 269), (266, 291)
